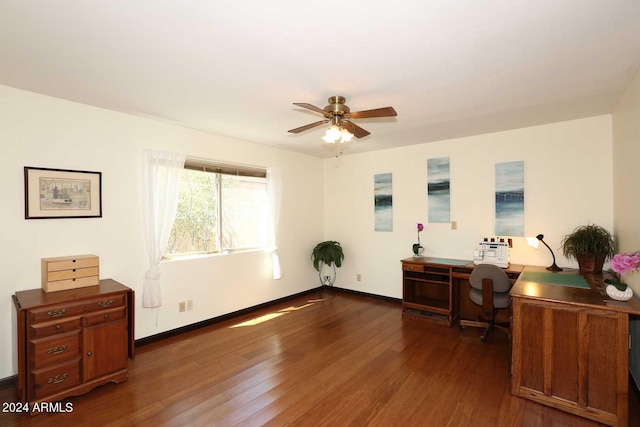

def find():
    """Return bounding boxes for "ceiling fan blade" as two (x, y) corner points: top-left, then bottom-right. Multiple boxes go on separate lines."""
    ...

(349, 106), (397, 119)
(342, 121), (370, 138)
(293, 103), (328, 116)
(288, 119), (330, 134)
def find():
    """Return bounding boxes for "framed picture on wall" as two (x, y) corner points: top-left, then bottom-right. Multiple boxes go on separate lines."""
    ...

(24, 166), (102, 219)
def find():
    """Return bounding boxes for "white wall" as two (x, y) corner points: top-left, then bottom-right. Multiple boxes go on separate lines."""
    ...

(0, 85), (324, 379)
(324, 116), (614, 298)
(613, 68), (640, 295)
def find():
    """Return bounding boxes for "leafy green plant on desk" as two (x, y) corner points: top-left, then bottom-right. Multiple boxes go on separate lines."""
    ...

(561, 224), (616, 273)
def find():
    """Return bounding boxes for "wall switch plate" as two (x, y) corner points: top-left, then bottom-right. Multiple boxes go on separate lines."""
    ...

(187, 300), (193, 311)
(179, 301), (186, 312)
(357, 273), (361, 281)
(451, 221), (457, 230)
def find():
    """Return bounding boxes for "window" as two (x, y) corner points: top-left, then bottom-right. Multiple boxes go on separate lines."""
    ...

(165, 159), (267, 256)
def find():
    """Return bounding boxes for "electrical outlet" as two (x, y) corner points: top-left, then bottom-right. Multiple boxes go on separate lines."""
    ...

(357, 273), (361, 282)
(187, 300), (193, 311)
(179, 301), (186, 312)
(451, 221), (457, 230)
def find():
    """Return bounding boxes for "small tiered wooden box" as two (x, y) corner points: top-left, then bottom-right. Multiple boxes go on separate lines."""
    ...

(41, 254), (99, 292)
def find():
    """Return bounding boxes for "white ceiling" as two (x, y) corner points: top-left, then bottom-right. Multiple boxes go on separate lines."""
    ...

(1, 1), (639, 158)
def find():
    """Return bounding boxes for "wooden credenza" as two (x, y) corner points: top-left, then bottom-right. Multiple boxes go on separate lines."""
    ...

(12, 279), (134, 412)
(510, 267), (640, 427)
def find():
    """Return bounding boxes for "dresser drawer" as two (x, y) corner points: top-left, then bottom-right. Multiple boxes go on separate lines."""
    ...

(29, 316), (82, 339)
(85, 306), (126, 327)
(30, 301), (86, 323)
(32, 359), (81, 400)
(83, 294), (126, 314)
(30, 330), (81, 368)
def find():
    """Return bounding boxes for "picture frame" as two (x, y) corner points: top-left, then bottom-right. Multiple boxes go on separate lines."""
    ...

(24, 166), (102, 219)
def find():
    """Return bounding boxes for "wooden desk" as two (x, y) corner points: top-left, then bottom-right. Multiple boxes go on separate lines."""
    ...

(510, 266), (640, 427)
(401, 257), (523, 326)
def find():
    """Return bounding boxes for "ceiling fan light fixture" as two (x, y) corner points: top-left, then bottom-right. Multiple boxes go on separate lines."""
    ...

(340, 128), (353, 143)
(322, 125), (342, 143)
(289, 95), (396, 144)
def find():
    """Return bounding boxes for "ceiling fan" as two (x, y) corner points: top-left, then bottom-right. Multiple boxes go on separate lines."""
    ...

(288, 96), (397, 142)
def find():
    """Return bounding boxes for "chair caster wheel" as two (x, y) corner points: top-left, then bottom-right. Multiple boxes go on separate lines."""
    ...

(480, 335), (487, 343)
(459, 323), (465, 330)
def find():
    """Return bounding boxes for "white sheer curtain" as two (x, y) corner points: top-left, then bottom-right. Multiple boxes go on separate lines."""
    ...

(266, 167), (283, 279)
(141, 149), (185, 308)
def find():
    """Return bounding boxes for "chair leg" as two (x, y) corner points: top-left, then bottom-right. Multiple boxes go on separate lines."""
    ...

(481, 322), (493, 342)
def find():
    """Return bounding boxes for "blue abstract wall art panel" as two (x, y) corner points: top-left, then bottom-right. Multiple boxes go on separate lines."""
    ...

(495, 161), (524, 236)
(374, 173), (393, 231)
(427, 157), (451, 223)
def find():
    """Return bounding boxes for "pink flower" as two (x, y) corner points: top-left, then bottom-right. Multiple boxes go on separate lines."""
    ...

(416, 223), (424, 245)
(611, 251), (640, 276)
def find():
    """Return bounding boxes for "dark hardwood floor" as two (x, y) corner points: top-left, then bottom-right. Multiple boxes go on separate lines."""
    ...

(2, 288), (639, 426)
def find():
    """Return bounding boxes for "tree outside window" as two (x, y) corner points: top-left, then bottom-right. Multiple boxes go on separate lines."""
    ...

(165, 166), (266, 256)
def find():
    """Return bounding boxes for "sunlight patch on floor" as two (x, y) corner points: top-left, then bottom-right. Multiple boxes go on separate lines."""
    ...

(229, 299), (323, 328)
(230, 312), (287, 328)
(279, 302), (315, 312)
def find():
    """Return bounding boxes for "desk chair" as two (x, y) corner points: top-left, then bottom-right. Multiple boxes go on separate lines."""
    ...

(459, 264), (512, 342)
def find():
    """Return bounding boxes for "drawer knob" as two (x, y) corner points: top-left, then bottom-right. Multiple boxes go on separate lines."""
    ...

(55, 324), (61, 330)
(47, 345), (67, 355)
(98, 300), (114, 308)
(104, 314), (110, 319)
(48, 373), (68, 384)
(87, 351), (93, 358)
(47, 308), (67, 318)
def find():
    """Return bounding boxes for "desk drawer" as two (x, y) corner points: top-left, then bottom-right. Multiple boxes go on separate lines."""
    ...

(403, 263), (425, 273)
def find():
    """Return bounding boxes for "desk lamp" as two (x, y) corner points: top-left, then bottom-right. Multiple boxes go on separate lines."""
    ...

(526, 234), (563, 271)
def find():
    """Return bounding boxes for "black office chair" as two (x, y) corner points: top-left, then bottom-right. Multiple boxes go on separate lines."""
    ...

(459, 264), (512, 342)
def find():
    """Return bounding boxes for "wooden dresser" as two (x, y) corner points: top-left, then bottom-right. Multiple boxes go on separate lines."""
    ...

(12, 279), (134, 412)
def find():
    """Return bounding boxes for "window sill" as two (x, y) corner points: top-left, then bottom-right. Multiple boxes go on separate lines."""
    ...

(162, 248), (266, 263)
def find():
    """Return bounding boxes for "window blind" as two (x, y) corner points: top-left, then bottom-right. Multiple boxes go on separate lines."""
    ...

(184, 158), (266, 178)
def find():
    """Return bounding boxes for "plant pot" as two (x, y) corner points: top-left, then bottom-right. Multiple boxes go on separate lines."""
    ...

(577, 254), (605, 273)
(412, 244), (424, 257)
(606, 284), (633, 301)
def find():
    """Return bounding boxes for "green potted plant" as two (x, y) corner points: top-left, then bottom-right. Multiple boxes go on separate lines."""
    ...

(311, 241), (344, 286)
(561, 224), (616, 273)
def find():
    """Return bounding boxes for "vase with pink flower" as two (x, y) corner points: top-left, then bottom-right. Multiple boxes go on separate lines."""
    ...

(604, 251), (638, 301)
(412, 223), (424, 257)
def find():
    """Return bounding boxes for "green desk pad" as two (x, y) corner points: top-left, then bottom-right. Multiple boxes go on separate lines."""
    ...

(519, 271), (590, 288)
(428, 258), (472, 266)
